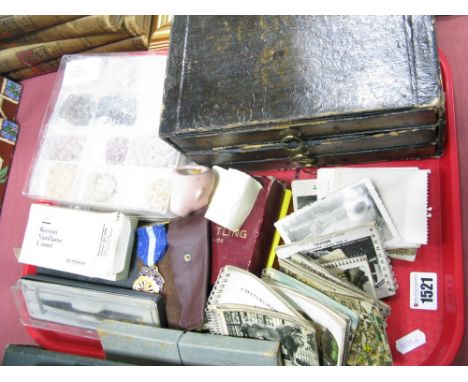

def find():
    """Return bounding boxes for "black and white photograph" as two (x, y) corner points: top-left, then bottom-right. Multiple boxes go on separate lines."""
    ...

(323, 255), (377, 299)
(306, 238), (380, 284)
(275, 178), (399, 246)
(276, 223), (396, 299)
(217, 308), (320, 366)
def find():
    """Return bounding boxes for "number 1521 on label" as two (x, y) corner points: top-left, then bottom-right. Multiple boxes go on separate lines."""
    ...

(410, 272), (438, 310)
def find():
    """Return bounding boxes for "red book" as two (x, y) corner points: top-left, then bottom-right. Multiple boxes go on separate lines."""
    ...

(210, 176), (284, 285)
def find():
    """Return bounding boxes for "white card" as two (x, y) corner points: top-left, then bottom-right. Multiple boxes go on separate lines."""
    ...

(410, 272), (438, 310)
(396, 329), (426, 354)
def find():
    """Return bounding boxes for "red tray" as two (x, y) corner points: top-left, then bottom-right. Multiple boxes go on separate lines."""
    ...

(23, 50), (464, 365)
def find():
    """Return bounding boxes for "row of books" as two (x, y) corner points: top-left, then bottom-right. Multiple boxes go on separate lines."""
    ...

(0, 15), (173, 80)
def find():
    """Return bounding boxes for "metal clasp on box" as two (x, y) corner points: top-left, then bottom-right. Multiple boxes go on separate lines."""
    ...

(281, 133), (317, 168)
(280, 134), (305, 152)
(289, 152), (316, 168)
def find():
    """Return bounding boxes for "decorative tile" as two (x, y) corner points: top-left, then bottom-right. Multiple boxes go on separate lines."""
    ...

(4, 79), (22, 102)
(0, 119), (19, 144)
(1, 76), (22, 121)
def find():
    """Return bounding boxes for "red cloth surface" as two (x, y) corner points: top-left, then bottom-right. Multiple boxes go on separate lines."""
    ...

(0, 72), (56, 357)
(0, 16), (467, 365)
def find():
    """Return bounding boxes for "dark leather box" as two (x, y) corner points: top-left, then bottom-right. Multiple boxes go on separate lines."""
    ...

(159, 16), (444, 169)
(186, 124), (440, 167)
(219, 144), (438, 171)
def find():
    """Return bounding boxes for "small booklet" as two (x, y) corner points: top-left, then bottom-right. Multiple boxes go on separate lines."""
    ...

(207, 266), (302, 318)
(206, 304), (319, 366)
(262, 268), (359, 362)
(274, 178), (400, 248)
(206, 266), (320, 366)
(278, 256), (393, 366)
(282, 253), (391, 318)
(267, 281), (349, 366)
(276, 222), (397, 299)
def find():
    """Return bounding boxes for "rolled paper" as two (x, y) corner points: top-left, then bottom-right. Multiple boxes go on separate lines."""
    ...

(205, 166), (263, 231)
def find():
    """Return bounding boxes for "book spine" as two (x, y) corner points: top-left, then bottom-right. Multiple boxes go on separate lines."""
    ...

(121, 15), (152, 37)
(0, 15), (124, 48)
(86, 34), (148, 52)
(5, 59), (61, 81)
(0, 32), (130, 74)
(6, 35), (149, 81)
(0, 16), (82, 40)
(210, 178), (284, 285)
(250, 180), (284, 274)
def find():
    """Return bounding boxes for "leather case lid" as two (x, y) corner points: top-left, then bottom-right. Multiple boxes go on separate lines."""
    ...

(161, 16), (442, 140)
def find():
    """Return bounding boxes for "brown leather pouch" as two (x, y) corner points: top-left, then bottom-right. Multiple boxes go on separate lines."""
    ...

(158, 209), (210, 330)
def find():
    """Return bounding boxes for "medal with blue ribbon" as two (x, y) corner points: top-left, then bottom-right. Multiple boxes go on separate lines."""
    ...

(133, 224), (168, 294)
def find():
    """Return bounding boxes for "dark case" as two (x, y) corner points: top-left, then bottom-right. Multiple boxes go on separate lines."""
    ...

(2, 345), (130, 366)
(18, 274), (167, 331)
(160, 16), (444, 169)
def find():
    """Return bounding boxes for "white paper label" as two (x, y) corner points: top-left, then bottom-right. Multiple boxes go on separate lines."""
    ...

(410, 272), (438, 310)
(63, 58), (102, 86)
(396, 329), (426, 354)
